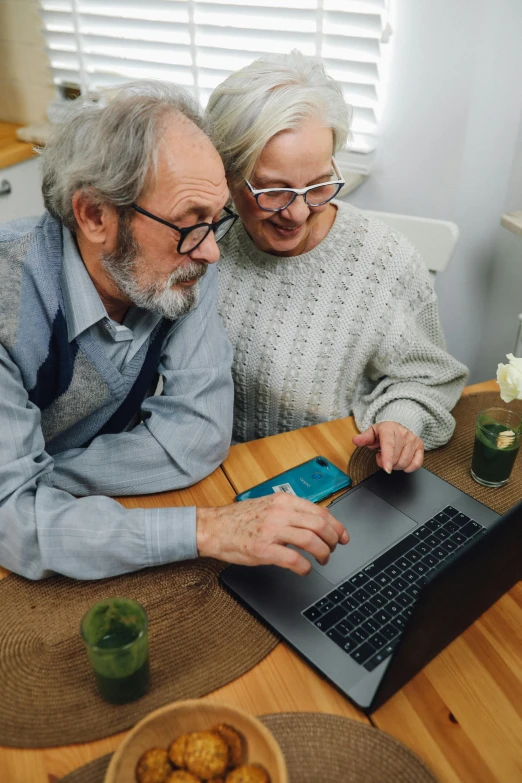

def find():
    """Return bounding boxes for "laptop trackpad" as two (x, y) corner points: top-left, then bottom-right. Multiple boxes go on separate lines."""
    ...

(307, 487), (417, 585)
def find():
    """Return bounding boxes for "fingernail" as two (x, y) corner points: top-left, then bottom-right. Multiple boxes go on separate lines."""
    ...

(385, 466), (392, 475)
(341, 530), (349, 544)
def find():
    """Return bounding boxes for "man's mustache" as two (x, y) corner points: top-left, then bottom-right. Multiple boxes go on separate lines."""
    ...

(169, 262), (207, 285)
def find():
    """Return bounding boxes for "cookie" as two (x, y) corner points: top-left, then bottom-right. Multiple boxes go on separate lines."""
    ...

(212, 724), (244, 768)
(166, 772), (201, 783)
(184, 731), (228, 778)
(168, 733), (190, 768)
(225, 765), (270, 783)
(135, 747), (172, 783)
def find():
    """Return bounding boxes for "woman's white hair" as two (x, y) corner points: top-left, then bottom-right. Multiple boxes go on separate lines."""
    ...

(40, 80), (210, 231)
(207, 50), (352, 183)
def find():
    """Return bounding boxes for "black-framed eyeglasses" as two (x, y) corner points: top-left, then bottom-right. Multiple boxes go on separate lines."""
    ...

(130, 203), (238, 254)
(245, 157), (345, 212)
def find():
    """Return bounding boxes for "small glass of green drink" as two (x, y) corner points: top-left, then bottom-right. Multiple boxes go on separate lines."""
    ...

(471, 407), (522, 488)
(81, 597), (149, 705)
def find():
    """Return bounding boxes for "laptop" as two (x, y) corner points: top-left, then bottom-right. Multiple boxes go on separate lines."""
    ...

(220, 466), (522, 712)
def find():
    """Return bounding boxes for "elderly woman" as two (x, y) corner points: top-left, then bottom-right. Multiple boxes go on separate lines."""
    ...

(207, 51), (468, 473)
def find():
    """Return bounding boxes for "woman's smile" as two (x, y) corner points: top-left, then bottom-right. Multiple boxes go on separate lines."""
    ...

(268, 220), (305, 239)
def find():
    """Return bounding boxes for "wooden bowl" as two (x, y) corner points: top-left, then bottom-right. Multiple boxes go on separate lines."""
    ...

(104, 699), (288, 783)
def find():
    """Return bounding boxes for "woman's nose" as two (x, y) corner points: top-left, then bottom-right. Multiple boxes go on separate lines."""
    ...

(280, 194), (311, 223)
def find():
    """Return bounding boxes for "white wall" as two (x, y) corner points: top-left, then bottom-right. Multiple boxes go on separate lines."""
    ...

(347, 0), (522, 383)
(474, 108), (522, 380)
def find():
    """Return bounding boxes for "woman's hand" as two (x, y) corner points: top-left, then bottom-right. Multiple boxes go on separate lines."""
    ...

(352, 422), (424, 473)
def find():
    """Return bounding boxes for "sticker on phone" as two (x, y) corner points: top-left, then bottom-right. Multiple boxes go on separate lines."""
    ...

(272, 483), (296, 494)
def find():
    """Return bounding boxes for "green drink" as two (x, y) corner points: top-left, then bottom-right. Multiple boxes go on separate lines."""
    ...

(81, 598), (149, 705)
(471, 408), (522, 488)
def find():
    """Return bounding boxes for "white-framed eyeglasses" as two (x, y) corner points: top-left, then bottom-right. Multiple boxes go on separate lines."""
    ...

(245, 157), (345, 212)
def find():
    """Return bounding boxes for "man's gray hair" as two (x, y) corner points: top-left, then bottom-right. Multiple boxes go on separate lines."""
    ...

(40, 80), (211, 231)
(206, 50), (352, 183)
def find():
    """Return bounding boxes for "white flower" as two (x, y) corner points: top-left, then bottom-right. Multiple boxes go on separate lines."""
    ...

(496, 353), (522, 403)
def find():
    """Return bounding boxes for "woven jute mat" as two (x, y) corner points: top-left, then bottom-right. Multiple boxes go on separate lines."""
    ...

(59, 712), (437, 783)
(349, 392), (522, 515)
(0, 559), (278, 748)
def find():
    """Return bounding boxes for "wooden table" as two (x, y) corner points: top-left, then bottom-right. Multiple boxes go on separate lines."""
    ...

(222, 379), (522, 783)
(1, 379), (521, 782)
(0, 468), (238, 783)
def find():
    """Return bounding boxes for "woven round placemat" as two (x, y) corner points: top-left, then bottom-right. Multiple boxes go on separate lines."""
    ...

(59, 712), (438, 783)
(0, 559), (278, 748)
(348, 392), (522, 515)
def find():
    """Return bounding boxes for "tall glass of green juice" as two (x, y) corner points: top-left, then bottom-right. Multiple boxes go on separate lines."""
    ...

(471, 407), (522, 488)
(81, 598), (149, 704)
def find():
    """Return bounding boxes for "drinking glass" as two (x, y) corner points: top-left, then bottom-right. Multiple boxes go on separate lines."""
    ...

(81, 597), (150, 704)
(471, 407), (522, 487)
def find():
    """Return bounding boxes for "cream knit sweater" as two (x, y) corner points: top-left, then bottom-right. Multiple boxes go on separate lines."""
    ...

(217, 201), (468, 447)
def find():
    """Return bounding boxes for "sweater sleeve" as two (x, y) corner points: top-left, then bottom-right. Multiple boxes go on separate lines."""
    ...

(351, 241), (469, 450)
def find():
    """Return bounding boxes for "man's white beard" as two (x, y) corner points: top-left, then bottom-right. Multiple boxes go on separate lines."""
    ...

(108, 261), (204, 320)
(101, 220), (206, 320)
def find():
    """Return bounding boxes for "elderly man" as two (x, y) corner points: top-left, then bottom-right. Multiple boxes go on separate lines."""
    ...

(0, 81), (347, 580)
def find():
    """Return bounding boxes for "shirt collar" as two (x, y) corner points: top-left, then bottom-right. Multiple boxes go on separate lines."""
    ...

(61, 226), (108, 342)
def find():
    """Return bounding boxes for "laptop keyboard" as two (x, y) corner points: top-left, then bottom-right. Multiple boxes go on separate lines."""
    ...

(302, 504), (486, 672)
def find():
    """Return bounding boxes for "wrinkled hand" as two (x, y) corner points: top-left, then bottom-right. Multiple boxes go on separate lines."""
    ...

(352, 421), (424, 473)
(196, 493), (349, 575)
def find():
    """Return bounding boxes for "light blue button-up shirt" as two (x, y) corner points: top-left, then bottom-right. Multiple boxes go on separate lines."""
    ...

(0, 224), (234, 580)
(61, 227), (162, 371)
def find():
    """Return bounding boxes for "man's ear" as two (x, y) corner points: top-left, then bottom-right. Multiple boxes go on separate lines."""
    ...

(72, 190), (118, 247)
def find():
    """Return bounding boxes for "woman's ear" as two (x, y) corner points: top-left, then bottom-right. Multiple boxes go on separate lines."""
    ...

(226, 174), (240, 200)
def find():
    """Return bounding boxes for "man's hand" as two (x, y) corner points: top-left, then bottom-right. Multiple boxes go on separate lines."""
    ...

(196, 493), (349, 575)
(352, 421), (424, 473)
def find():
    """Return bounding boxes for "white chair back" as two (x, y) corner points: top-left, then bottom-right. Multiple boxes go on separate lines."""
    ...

(364, 210), (459, 278)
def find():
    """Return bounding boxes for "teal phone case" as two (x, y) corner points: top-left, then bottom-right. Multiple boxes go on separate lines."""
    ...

(235, 456), (351, 503)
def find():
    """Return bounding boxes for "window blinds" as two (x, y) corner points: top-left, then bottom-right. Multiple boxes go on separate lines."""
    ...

(40, 0), (391, 154)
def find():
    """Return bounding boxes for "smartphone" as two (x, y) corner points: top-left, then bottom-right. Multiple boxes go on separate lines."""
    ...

(235, 456), (351, 503)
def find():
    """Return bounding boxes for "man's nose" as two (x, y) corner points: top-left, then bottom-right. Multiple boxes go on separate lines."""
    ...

(280, 194), (311, 223)
(188, 231), (220, 264)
